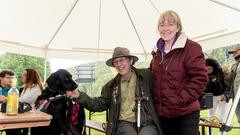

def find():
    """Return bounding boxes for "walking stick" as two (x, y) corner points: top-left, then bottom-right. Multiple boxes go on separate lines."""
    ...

(135, 96), (149, 134)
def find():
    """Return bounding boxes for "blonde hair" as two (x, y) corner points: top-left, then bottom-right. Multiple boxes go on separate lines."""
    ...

(158, 10), (182, 36)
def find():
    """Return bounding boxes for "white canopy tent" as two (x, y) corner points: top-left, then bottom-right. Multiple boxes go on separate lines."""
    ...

(0, 0), (240, 62)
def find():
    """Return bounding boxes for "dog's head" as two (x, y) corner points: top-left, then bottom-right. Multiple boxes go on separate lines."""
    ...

(46, 69), (78, 95)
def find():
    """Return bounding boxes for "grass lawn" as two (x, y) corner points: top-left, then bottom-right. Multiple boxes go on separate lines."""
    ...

(86, 111), (106, 135)
(86, 109), (240, 135)
(1, 109), (238, 135)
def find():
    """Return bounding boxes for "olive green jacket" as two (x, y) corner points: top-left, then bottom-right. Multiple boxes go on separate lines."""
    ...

(74, 68), (162, 135)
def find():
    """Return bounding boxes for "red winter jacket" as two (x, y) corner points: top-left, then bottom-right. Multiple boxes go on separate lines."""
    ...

(150, 33), (208, 118)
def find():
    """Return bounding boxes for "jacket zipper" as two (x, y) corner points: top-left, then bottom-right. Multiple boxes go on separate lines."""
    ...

(165, 55), (174, 71)
(158, 51), (164, 65)
(155, 49), (175, 114)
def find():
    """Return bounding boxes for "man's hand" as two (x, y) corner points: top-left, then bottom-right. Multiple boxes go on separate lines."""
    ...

(66, 89), (80, 99)
(218, 95), (226, 101)
(0, 95), (7, 103)
(222, 65), (230, 75)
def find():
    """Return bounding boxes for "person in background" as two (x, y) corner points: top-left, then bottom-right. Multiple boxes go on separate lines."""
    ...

(205, 58), (229, 123)
(150, 10), (208, 135)
(226, 47), (240, 124)
(0, 70), (15, 103)
(0, 70), (20, 135)
(66, 47), (162, 135)
(20, 69), (43, 105)
(17, 69), (44, 135)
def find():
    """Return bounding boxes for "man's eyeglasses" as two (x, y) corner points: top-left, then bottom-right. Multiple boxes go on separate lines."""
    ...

(3, 76), (13, 79)
(113, 57), (129, 66)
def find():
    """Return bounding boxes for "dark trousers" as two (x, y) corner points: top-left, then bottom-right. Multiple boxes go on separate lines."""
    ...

(5, 128), (28, 135)
(159, 111), (200, 135)
(116, 121), (158, 135)
(5, 129), (20, 135)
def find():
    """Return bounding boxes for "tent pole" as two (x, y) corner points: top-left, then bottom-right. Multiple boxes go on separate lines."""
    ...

(44, 58), (47, 83)
(148, 0), (161, 14)
(97, 0), (102, 60)
(44, 50), (47, 83)
(42, 0), (79, 82)
(121, 0), (147, 56)
(209, 0), (240, 13)
(44, 0), (79, 49)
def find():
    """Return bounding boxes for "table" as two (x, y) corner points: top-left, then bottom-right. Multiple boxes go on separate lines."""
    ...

(0, 109), (52, 130)
(199, 120), (222, 135)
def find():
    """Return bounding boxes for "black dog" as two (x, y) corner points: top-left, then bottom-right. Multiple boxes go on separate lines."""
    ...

(32, 69), (85, 135)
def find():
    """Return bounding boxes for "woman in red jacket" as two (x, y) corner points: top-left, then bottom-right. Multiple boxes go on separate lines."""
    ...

(150, 10), (208, 135)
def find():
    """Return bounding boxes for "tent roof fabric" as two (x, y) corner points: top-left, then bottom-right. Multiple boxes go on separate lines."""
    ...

(0, 0), (240, 61)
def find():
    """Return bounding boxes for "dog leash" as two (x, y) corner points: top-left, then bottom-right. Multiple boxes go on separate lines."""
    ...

(36, 94), (66, 111)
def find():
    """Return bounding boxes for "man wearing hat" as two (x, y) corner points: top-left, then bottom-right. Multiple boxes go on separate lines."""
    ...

(226, 46), (240, 124)
(66, 47), (161, 135)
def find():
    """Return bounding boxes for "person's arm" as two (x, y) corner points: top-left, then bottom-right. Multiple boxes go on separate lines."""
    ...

(224, 65), (234, 86)
(210, 73), (230, 101)
(67, 84), (111, 112)
(177, 43), (208, 106)
(0, 95), (7, 103)
(19, 86), (41, 105)
(221, 73), (231, 102)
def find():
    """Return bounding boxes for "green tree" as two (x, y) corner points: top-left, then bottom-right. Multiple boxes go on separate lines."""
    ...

(205, 44), (240, 67)
(0, 53), (51, 85)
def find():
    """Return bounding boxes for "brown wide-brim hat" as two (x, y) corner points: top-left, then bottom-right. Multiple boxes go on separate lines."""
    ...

(228, 47), (240, 54)
(106, 47), (138, 67)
